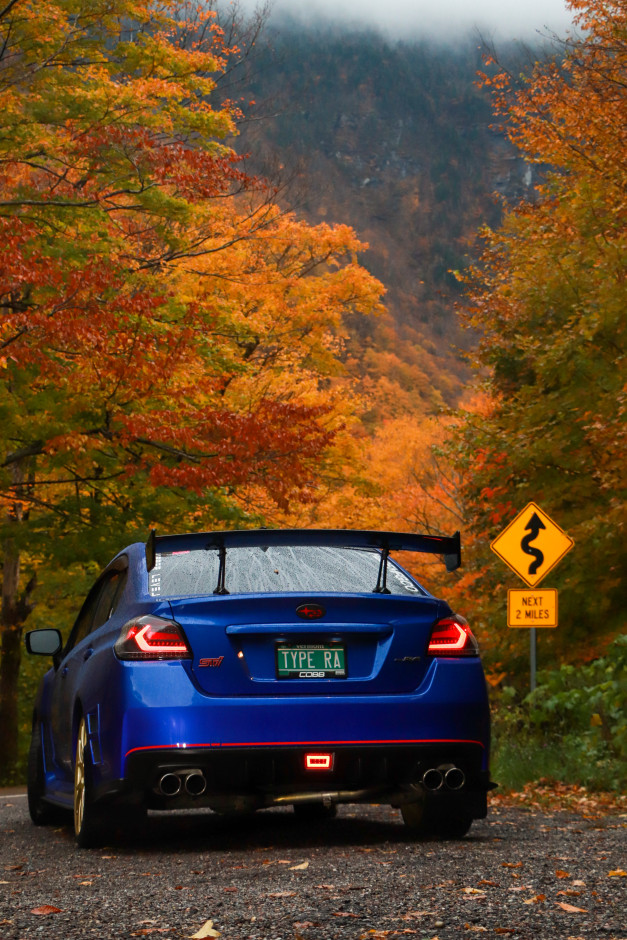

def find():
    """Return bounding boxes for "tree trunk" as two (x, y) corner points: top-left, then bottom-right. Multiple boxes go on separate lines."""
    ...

(0, 545), (23, 777)
(0, 458), (36, 780)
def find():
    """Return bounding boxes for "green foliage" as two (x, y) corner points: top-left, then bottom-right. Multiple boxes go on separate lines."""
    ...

(492, 635), (627, 792)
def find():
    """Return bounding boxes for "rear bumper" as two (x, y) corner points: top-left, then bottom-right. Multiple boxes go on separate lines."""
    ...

(117, 658), (488, 760)
(90, 657), (491, 815)
(118, 741), (491, 818)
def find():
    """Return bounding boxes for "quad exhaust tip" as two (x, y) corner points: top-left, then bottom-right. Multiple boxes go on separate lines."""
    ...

(158, 769), (207, 797)
(159, 772), (182, 797)
(444, 765), (466, 791)
(421, 764), (466, 792)
(422, 768), (444, 791)
(184, 771), (207, 796)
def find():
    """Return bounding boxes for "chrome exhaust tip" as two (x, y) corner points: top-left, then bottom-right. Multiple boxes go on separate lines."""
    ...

(184, 771), (207, 797)
(159, 772), (182, 797)
(422, 768), (444, 791)
(444, 766), (466, 791)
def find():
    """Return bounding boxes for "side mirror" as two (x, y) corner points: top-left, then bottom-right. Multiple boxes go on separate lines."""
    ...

(25, 629), (63, 657)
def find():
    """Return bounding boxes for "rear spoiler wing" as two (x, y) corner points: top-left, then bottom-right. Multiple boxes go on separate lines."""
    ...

(146, 528), (461, 574)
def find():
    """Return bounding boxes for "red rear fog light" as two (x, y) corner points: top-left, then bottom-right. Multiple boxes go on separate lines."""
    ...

(305, 753), (334, 771)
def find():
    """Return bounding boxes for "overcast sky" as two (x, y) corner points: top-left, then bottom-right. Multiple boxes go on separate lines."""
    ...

(250, 0), (575, 39)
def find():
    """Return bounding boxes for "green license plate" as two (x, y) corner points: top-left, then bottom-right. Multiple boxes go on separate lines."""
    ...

(276, 643), (346, 679)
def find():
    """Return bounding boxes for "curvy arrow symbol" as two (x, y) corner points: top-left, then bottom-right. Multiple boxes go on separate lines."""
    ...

(521, 512), (546, 575)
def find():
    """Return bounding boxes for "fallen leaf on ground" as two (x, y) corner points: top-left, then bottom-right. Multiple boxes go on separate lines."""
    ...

(289, 861), (309, 870)
(267, 891), (297, 898)
(464, 927), (487, 933)
(608, 869), (626, 877)
(190, 920), (221, 939)
(555, 870), (571, 879)
(332, 912), (359, 918)
(523, 895), (546, 904)
(131, 930), (171, 936)
(222, 887), (237, 893)
(31, 906), (63, 915)
(477, 880), (498, 887)
(462, 887), (485, 895)
(556, 903), (587, 913)
(501, 862), (523, 869)
(315, 884), (335, 889)
(557, 890), (581, 897)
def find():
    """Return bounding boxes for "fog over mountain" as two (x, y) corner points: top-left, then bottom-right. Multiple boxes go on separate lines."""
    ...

(238, 0), (574, 39)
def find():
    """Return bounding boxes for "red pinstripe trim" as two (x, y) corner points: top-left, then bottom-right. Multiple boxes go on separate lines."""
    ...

(125, 738), (485, 759)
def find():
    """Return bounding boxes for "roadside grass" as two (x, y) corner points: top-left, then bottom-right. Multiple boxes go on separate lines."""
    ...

(490, 634), (627, 802)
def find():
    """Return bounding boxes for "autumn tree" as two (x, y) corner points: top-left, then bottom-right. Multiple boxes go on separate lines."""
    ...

(454, 0), (626, 666)
(0, 0), (382, 776)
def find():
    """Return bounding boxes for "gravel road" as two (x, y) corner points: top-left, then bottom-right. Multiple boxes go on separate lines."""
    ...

(1, 793), (625, 940)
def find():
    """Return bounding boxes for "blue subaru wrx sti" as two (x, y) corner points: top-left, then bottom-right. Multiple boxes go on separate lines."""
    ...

(25, 528), (492, 847)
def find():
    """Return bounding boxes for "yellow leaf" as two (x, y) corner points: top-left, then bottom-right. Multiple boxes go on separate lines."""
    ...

(608, 869), (626, 877)
(485, 672), (507, 687)
(289, 861), (309, 870)
(190, 921), (221, 939)
(556, 903), (587, 913)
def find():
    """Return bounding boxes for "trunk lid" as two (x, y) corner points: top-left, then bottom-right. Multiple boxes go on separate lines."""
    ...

(168, 593), (447, 696)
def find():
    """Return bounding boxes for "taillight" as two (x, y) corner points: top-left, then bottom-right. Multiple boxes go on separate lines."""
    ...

(427, 616), (479, 657)
(114, 615), (192, 661)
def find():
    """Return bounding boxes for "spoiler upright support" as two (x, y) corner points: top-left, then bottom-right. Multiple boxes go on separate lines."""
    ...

(146, 529), (156, 573)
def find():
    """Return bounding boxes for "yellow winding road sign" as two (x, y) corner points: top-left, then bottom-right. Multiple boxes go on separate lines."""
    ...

(490, 501), (574, 588)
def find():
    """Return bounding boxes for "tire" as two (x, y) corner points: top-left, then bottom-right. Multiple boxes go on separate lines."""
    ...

(293, 802), (337, 821)
(400, 799), (429, 836)
(27, 721), (61, 826)
(401, 800), (473, 839)
(73, 717), (106, 848)
(433, 811), (473, 839)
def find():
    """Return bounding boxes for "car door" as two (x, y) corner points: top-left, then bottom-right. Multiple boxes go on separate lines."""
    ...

(49, 569), (126, 777)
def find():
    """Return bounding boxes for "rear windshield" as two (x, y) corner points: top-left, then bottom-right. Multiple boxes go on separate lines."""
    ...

(148, 546), (424, 597)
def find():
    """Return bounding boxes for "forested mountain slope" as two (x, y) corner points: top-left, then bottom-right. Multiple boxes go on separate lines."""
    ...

(235, 26), (538, 410)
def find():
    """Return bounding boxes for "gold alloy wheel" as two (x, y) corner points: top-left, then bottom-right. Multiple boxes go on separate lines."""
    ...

(74, 718), (87, 837)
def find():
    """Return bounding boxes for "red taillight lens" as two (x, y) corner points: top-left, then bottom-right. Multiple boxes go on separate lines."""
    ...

(427, 616), (479, 657)
(114, 616), (192, 661)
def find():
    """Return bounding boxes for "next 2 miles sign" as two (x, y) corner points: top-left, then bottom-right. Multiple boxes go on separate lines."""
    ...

(507, 588), (558, 627)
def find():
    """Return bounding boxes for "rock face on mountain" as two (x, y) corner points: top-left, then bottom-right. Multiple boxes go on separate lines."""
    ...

(236, 26), (537, 409)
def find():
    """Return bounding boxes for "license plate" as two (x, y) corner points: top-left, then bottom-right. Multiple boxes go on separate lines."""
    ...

(276, 643), (346, 678)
